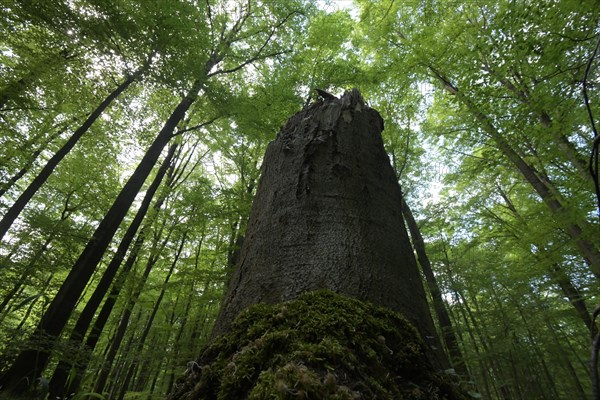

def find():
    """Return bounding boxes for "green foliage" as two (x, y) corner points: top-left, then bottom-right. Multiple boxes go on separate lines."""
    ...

(1, 0), (599, 398)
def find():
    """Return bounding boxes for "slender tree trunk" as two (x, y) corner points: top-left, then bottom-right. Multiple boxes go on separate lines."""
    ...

(0, 67), (145, 242)
(400, 196), (468, 375)
(93, 222), (175, 397)
(61, 142), (190, 396)
(116, 232), (185, 400)
(104, 307), (144, 399)
(483, 63), (591, 181)
(15, 274), (53, 331)
(0, 122), (69, 199)
(495, 183), (597, 335)
(165, 237), (206, 394)
(0, 233), (55, 318)
(47, 143), (178, 399)
(430, 68), (600, 277)
(0, 78), (202, 394)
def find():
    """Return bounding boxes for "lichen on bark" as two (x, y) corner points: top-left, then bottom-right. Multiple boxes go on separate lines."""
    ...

(168, 290), (465, 400)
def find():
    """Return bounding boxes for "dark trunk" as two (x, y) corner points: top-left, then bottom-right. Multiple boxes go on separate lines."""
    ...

(93, 222), (175, 397)
(212, 90), (439, 345)
(0, 79), (201, 394)
(0, 68), (144, 242)
(116, 232), (186, 400)
(169, 90), (460, 400)
(79, 187), (171, 396)
(400, 196), (468, 376)
(47, 143), (178, 399)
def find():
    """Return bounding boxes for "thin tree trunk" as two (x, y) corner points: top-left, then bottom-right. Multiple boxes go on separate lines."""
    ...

(430, 68), (600, 277)
(482, 62), (591, 181)
(60, 141), (191, 396)
(0, 122), (70, 199)
(15, 274), (53, 331)
(104, 307), (144, 399)
(116, 232), (186, 400)
(0, 233), (55, 318)
(48, 143), (178, 399)
(0, 66), (146, 242)
(165, 237), (205, 395)
(400, 196), (468, 376)
(495, 183), (597, 335)
(92, 222), (175, 397)
(0, 78), (202, 394)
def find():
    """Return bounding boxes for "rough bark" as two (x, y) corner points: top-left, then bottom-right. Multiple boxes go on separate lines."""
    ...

(167, 90), (461, 399)
(212, 90), (439, 353)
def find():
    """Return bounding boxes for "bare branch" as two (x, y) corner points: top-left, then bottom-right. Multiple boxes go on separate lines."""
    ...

(209, 10), (300, 77)
(174, 116), (221, 135)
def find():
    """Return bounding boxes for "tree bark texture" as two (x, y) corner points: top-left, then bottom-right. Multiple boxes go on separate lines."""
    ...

(211, 89), (440, 357)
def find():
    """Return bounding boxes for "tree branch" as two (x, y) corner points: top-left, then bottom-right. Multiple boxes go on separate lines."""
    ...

(174, 116), (221, 135)
(208, 10), (300, 77)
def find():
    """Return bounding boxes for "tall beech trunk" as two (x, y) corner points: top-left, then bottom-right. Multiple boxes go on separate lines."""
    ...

(429, 68), (600, 278)
(495, 183), (596, 335)
(92, 218), (175, 396)
(116, 232), (186, 400)
(0, 79), (202, 394)
(0, 66), (146, 242)
(482, 62), (591, 182)
(47, 143), (179, 399)
(79, 182), (174, 396)
(400, 196), (468, 375)
(169, 90), (460, 400)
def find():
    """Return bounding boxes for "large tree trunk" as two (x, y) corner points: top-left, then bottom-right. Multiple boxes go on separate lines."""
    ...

(169, 90), (460, 400)
(213, 89), (438, 343)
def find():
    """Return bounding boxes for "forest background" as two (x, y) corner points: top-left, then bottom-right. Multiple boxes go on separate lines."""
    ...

(0, 0), (599, 399)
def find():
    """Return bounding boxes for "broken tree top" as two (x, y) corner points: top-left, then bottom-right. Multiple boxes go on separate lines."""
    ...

(212, 88), (437, 351)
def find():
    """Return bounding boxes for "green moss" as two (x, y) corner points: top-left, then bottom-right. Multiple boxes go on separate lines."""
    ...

(169, 290), (467, 400)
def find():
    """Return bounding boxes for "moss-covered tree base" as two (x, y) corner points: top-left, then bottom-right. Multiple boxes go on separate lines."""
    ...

(168, 291), (467, 400)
